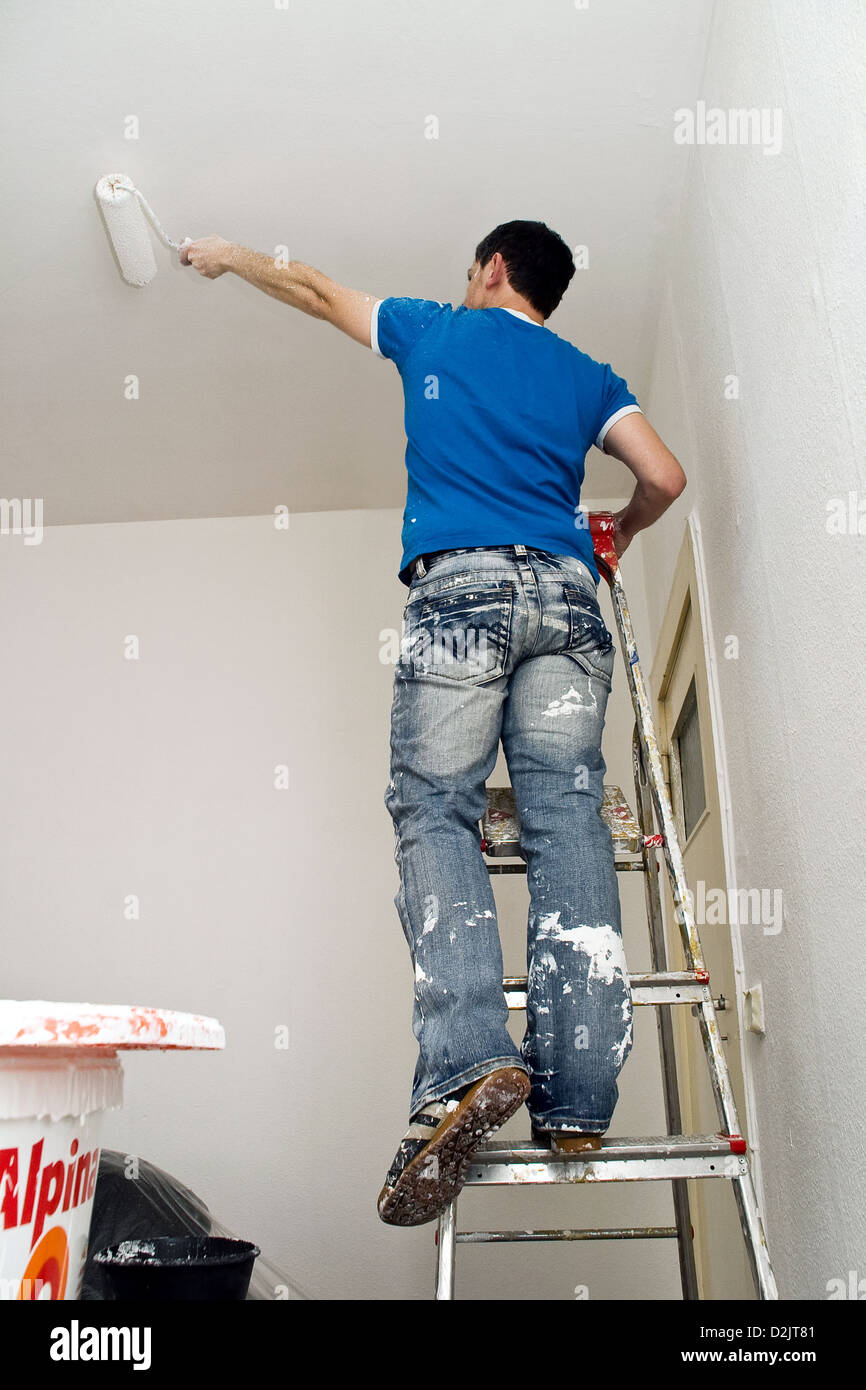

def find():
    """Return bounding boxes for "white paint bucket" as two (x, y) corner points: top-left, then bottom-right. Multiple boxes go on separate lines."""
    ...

(0, 1000), (224, 1301)
(0, 1053), (123, 1300)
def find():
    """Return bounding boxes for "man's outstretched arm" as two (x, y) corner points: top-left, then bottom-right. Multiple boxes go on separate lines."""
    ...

(601, 413), (687, 556)
(180, 236), (378, 349)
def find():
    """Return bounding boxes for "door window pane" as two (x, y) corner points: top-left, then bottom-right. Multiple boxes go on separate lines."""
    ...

(672, 676), (706, 841)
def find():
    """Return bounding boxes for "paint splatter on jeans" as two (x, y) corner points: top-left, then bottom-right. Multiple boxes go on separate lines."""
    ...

(384, 544), (634, 1130)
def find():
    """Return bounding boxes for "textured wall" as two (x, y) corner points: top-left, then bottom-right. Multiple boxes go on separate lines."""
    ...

(637, 0), (866, 1298)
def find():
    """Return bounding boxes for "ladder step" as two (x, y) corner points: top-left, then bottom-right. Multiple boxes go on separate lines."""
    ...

(462, 1134), (746, 1186)
(455, 1226), (679, 1243)
(488, 858), (648, 874)
(482, 784), (645, 858)
(503, 970), (709, 1009)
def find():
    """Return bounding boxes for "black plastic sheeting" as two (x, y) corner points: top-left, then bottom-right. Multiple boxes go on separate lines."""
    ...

(82, 1150), (309, 1300)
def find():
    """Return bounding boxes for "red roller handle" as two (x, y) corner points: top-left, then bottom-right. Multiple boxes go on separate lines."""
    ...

(588, 511), (619, 585)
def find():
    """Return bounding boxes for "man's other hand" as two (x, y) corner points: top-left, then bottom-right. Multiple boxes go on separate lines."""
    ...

(611, 512), (633, 558)
(179, 236), (234, 277)
(603, 413), (686, 549)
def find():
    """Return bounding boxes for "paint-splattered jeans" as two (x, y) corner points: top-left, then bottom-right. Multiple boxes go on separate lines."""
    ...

(384, 543), (634, 1132)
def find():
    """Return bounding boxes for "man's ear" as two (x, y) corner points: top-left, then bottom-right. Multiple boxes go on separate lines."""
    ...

(484, 253), (506, 289)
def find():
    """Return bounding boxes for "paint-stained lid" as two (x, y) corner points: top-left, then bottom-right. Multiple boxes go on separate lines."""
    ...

(0, 1001), (225, 1052)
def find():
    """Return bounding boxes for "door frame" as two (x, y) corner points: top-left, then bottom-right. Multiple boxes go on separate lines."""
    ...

(648, 509), (768, 1219)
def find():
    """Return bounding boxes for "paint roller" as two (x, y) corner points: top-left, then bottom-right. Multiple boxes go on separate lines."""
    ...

(95, 173), (192, 287)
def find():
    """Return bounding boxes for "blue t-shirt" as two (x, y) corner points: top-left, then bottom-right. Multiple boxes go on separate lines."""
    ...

(372, 298), (641, 585)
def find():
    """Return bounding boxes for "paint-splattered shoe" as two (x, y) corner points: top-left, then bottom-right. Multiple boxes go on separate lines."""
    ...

(377, 1066), (531, 1227)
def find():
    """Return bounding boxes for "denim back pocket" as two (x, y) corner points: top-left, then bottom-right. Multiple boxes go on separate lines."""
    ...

(401, 580), (514, 682)
(562, 584), (615, 687)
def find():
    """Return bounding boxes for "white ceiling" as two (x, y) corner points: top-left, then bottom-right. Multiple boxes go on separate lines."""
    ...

(1, 0), (713, 526)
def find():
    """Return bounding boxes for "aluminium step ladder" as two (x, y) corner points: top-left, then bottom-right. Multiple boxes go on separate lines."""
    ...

(432, 512), (778, 1301)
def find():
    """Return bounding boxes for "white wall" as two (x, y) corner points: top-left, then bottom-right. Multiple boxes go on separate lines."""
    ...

(637, 0), (866, 1298)
(1, 504), (685, 1300)
(0, 0), (713, 527)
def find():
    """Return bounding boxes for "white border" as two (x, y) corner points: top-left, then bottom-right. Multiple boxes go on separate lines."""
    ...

(499, 307), (543, 327)
(596, 403), (643, 450)
(370, 298), (383, 357)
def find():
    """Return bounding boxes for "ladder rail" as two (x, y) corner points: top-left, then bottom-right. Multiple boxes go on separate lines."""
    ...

(596, 517), (777, 1299)
(434, 1199), (456, 1300)
(602, 544), (742, 1137)
(433, 517), (778, 1300)
(631, 724), (700, 1300)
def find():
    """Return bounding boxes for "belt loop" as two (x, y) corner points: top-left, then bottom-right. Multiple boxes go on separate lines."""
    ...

(414, 554), (427, 578)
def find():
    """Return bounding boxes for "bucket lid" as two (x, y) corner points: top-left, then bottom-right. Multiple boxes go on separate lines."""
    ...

(0, 1001), (225, 1052)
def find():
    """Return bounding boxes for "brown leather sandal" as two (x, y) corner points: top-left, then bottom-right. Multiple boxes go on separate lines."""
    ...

(532, 1125), (604, 1154)
(378, 1066), (531, 1227)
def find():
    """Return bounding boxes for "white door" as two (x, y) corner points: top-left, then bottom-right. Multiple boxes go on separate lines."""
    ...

(651, 527), (755, 1300)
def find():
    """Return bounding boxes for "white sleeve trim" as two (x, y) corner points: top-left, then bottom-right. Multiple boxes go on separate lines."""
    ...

(596, 404), (642, 450)
(370, 299), (383, 357)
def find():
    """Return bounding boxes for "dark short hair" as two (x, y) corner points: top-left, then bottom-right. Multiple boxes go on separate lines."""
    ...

(474, 220), (575, 318)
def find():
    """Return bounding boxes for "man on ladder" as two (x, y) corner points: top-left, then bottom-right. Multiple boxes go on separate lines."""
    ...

(180, 219), (686, 1229)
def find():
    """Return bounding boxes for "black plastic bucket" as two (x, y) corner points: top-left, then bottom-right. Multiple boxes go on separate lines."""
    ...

(93, 1236), (260, 1301)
